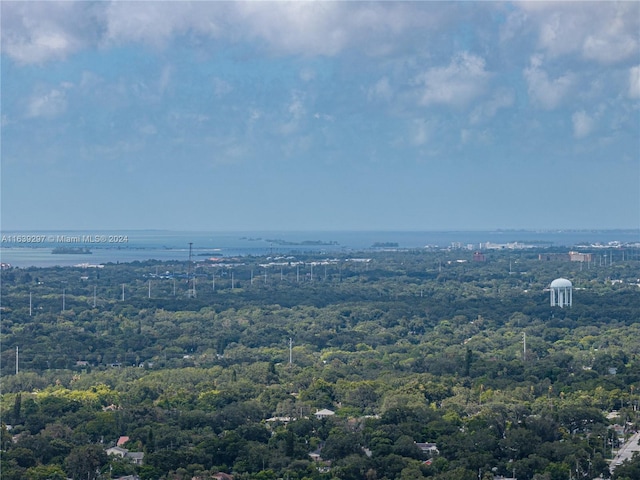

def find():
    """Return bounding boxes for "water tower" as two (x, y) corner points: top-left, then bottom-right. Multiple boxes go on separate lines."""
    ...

(550, 278), (572, 308)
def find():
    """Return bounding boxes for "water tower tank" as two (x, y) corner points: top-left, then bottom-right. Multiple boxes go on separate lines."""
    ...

(550, 278), (572, 307)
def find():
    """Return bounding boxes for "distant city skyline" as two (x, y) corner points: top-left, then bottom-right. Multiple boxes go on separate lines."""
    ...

(1, 1), (639, 232)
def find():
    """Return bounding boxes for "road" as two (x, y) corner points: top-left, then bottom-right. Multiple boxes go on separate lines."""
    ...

(610, 431), (640, 473)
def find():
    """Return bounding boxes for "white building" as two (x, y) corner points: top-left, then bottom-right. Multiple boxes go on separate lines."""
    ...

(106, 446), (144, 465)
(550, 278), (572, 308)
(314, 408), (335, 419)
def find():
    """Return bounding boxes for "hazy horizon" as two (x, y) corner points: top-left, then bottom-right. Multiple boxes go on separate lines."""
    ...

(3, 227), (640, 234)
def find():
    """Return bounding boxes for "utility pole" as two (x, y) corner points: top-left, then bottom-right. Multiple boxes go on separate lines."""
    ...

(62, 288), (66, 311)
(188, 243), (195, 298)
(121, 284), (125, 301)
(523, 332), (527, 362)
(29, 291), (32, 316)
(289, 337), (293, 365)
(15, 346), (19, 375)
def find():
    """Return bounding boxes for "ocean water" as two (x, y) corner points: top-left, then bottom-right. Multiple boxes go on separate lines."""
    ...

(1, 229), (638, 268)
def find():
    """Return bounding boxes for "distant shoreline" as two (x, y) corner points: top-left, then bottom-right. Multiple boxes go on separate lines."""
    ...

(2, 229), (639, 268)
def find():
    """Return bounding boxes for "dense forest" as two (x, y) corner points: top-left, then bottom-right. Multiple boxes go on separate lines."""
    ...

(1, 247), (640, 480)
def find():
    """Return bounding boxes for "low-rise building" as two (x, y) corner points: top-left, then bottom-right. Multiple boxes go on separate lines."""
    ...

(415, 442), (439, 456)
(569, 251), (593, 262)
(106, 445), (144, 465)
(315, 408), (335, 419)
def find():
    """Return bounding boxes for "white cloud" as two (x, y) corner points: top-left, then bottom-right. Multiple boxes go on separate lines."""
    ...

(26, 88), (68, 118)
(102, 1), (415, 57)
(517, 2), (640, 64)
(233, 2), (447, 57)
(470, 89), (515, 124)
(2, 2), (453, 64)
(629, 66), (640, 99)
(460, 129), (471, 145)
(299, 68), (316, 82)
(4, 2), (637, 70)
(288, 96), (305, 119)
(572, 110), (595, 139)
(500, 10), (529, 45)
(524, 55), (574, 110)
(409, 118), (437, 146)
(538, 10), (585, 58)
(232, 2), (348, 57)
(313, 113), (334, 122)
(102, 2), (223, 48)
(583, 30), (638, 65)
(460, 128), (492, 146)
(249, 110), (261, 122)
(414, 52), (490, 108)
(367, 77), (393, 102)
(1, 2), (103, 64)
(279, 92), (307, 135)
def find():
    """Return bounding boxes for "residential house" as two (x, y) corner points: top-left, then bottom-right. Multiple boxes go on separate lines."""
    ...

(212, 473), (234, 480)
(415, 442), (439, 456)
(314, 408), (335, 419)
(106, 446), (128, 458)
(106, 445), (144, 465)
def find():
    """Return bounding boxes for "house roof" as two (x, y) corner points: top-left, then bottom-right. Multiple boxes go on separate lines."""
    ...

(266, 416), (295, 422)
(315, 408), (335, 416)
(106, 446), (128, 456)
(212, 473), (234, 480)
(117, 435), (130, 446)
(309, 452), (321, 460)
(416, 442), (439, 452)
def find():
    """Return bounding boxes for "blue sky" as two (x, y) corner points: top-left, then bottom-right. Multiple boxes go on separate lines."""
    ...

(1, 1), (639, 232)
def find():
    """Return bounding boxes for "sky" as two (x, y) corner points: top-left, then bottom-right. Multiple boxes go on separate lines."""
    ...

(1, 1), (639, 232)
